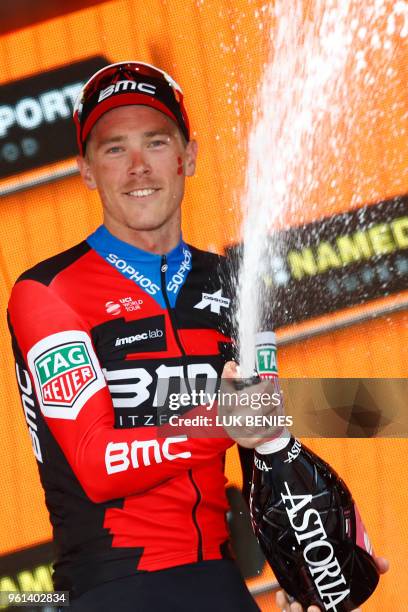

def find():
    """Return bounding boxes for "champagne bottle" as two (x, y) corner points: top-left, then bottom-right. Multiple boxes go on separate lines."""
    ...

(250, 332), (380, 611)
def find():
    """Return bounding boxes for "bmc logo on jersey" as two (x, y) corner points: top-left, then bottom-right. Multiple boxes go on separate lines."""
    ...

(27, 331), (106, 419)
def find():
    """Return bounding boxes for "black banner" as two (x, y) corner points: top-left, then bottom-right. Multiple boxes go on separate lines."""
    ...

(227, 196), (408, 327)
(0, 56), (108, 178)
(0, 542), (54, 610)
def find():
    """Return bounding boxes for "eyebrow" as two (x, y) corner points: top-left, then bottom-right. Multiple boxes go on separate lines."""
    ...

(96, 135), (126, 149)
(96, 130), (173, 149)
(143, 130), (173, 138)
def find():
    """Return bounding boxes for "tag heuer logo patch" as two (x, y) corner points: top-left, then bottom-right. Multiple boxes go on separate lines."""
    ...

(35, 342), (96, 406)
(28, 331), (106, 419)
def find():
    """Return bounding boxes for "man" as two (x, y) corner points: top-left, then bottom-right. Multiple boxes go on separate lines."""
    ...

(7, 61), (387, 612)
(7, 61), (261, 612)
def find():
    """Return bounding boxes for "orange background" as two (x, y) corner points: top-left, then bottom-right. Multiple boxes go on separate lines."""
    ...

(0, 1), (407, 610)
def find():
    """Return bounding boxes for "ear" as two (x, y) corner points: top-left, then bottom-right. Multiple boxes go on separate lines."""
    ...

(77, 155), (97, 190)
(184, 140), (198, 177)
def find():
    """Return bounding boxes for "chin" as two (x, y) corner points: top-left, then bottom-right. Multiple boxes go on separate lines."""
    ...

(126, 221), (164, 232)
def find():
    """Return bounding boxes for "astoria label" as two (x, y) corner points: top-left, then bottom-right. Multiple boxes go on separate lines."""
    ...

(281, 481), (350, 611)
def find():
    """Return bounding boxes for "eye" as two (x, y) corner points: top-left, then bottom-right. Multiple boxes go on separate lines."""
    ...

(148, 138), (169, 148)
(106, 145), (124, 154)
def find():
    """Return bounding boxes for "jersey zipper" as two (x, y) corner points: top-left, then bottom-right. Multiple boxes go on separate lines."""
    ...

(160, 255), (204, 562)
(188, 469), (203, 562)
(160, 255), (188, 360)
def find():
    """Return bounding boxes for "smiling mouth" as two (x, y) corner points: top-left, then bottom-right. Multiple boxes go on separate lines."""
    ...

(125, 188), (159, 197)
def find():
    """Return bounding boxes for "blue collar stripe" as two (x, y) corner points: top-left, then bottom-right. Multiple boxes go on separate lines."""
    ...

(87, 225), (192, 308)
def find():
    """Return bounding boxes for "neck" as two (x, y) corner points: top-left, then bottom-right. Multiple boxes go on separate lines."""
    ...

(103, 219), (182, 254)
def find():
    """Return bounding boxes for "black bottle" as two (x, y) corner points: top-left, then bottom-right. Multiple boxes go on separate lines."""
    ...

(250, 435), (380, 611)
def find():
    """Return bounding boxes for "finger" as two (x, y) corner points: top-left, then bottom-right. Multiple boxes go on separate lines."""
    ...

(375, 556), (390, 574)
(275, 590), (289, 610)
(275, 590), (299, 612)
(222, 361), (238, 378)
(307, 607), (321, 612)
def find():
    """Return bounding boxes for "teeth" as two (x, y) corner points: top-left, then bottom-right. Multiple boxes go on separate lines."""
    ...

(128, 189), (157, 197)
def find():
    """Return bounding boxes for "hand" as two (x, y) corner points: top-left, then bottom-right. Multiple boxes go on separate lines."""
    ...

(220, 361), (285, 448)
(275, 557), (389, 611)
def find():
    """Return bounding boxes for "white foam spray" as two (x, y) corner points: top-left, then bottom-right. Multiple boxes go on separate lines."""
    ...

(235, 0), (407, 376)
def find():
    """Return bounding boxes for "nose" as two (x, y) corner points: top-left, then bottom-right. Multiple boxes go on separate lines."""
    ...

(128, 148), (151, 176)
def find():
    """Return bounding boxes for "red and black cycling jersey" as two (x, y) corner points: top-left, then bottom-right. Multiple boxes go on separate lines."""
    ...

(7, 225), (237, 598)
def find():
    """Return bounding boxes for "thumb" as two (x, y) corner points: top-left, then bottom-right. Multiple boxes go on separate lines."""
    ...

(222, 360), (238, 377)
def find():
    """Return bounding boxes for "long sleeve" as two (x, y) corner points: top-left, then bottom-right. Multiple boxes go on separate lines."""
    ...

(8, 278), (233, 503)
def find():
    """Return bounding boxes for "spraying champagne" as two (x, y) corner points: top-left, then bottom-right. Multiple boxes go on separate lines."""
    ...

(250, 332), (379, 611)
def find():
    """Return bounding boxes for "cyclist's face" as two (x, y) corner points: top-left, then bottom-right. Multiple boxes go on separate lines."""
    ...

(78, 105), (197, 250)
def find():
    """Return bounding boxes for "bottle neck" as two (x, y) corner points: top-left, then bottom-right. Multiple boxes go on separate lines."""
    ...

(255, 427), (291, 454)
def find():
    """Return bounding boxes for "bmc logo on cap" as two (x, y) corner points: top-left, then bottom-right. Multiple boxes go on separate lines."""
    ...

(98, 80), (157, 102)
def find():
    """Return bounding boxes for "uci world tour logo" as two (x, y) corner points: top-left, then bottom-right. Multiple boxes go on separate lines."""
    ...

(28, 331), (106, 419)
